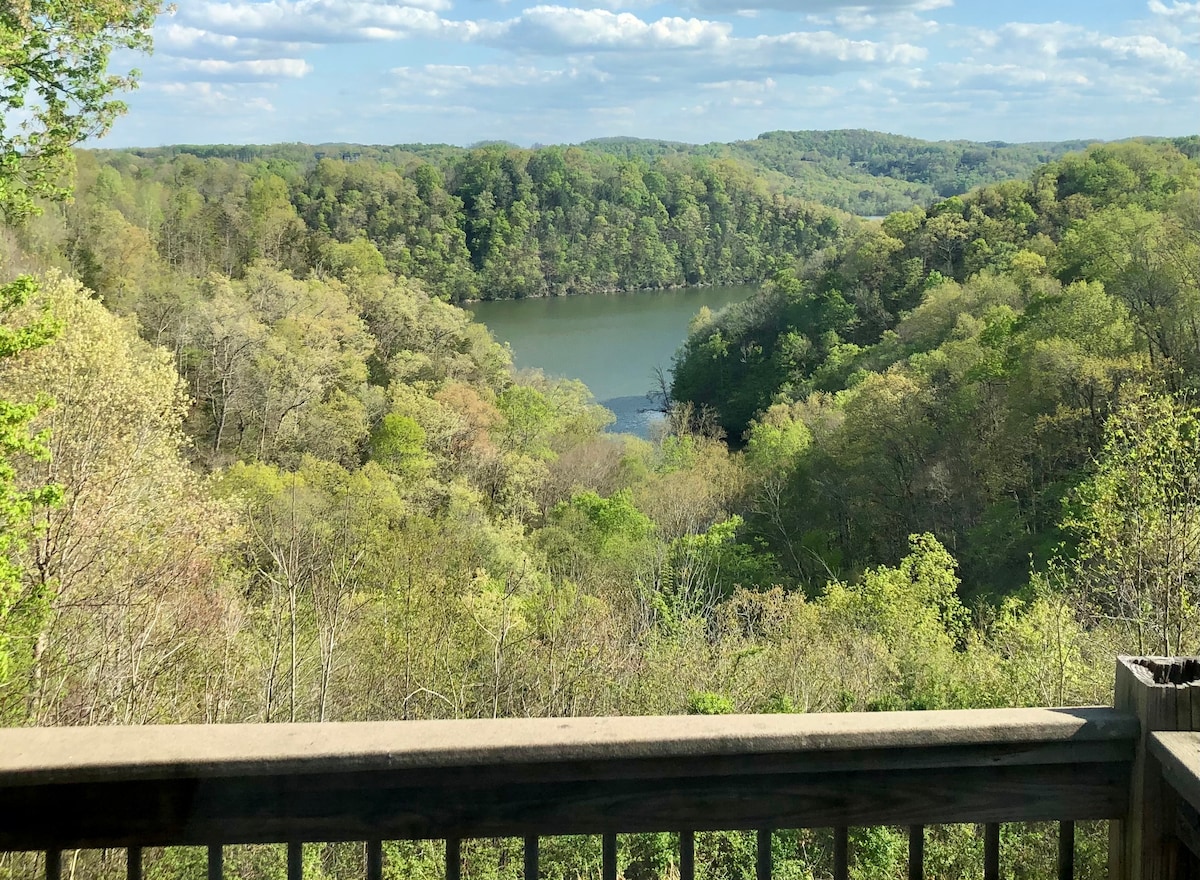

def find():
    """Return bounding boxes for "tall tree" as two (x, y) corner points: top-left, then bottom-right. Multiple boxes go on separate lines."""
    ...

(1, 0), (160, 690)
(1, 0), (161, 222)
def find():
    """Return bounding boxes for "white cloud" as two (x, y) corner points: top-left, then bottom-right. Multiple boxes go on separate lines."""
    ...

(390, 62), (587, 92)
(1148, 0), (1200, 21)
(173, 57), (315, 79)
(156, 23), (318, 58)
(749, 29), (926, 65)
(478, 5), (926, 74)
(143, 81), (277, 113)
(1073, 34), (1192, 70)
(485, 7), (731, 51)
(180, 0), (468, 43)
(684, 0), (948, 12)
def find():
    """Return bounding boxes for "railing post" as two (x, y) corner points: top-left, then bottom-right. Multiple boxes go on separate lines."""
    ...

(1109, 655), (1200, 880)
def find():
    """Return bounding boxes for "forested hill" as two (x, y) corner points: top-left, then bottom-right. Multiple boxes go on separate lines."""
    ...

(671, 139), (1200, 594)
(581, 130), (1111, 214)
(75, 142), (843, 302)
(70, 131), (1179, 305)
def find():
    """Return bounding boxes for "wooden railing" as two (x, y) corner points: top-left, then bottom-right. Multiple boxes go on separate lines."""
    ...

(2, 656), (1199, 880)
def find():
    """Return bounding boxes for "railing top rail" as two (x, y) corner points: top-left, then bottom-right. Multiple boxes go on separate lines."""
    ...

(0, 706), (1135, 787)
(1150, 731), (1200, 808)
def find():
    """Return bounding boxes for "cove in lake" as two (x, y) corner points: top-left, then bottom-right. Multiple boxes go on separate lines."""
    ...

(467, 285), (758, 438)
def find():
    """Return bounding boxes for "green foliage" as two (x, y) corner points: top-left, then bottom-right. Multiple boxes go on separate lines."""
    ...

(583, 130), (1097, 216)
(369, 413), (430, 480)
(673, 138), (1194, 593)
(0, 0), (161, 222)
(0, 276), (61, 686)
(1065, 393), (1200, 655)
(686, 690), (735, 714)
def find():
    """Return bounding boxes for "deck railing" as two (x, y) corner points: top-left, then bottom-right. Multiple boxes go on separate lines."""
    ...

(3, 656), (1200, 880)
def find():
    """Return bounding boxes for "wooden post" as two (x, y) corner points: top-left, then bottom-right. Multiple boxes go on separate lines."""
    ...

(1110, 656), (1200, 880)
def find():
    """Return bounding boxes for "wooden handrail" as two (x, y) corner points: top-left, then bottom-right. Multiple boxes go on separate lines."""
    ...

(0, 707), (1136, 851)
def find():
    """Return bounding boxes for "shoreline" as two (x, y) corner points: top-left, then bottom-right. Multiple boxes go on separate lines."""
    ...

(460, 279), (760, 305)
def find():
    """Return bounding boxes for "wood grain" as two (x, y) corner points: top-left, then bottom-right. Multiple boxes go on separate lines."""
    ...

(0, 707), (1138, 853)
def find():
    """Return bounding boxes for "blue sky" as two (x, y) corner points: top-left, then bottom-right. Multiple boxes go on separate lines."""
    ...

(103, 0), (1200, 147)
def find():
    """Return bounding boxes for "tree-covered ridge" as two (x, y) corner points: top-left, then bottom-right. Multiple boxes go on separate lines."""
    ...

(672, 139), (1200, 597)
(113, 129), (1128, 227)
(62, 130), (1170, 311)
(69, 143), (844, 302)
(578, 130), (1115, 215)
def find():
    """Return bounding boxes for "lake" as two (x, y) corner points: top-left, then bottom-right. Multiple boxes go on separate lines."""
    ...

(466, 285), (758, 437)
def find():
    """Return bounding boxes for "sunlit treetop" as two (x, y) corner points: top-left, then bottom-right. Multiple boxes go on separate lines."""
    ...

(0, 0), (164, 223)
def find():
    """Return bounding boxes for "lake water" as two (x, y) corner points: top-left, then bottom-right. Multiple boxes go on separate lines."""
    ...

(467, 285), (758, 437)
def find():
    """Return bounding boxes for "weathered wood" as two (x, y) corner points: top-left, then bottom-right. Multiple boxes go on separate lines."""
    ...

(1152, 730), (1200, 879)
(288, 841), (303, 880)
(984, 823), (999, 880)
(367, 840), (382, 880)
(126, 846), (142, 880)
(833, 827), (848, 880)
(0, 759), (1130, 849)
(0, 708), (1135, 852)
(757, 830), (771, 880)
(524, 835), (538, 880)
(1174, 800), (1200, 862)
(1151, 732), (1200, 811)
(1058, 821), (1074, 880)
(908, 825), (923, 880)
(0, 708), (1137, 787)
(1111, 656), (1200, 880)
(679, 831), (694, 880)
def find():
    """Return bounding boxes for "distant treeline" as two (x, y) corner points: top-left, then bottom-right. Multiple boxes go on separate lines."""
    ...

(73, 143), (844, 302)
(69, 130), (1192, 304)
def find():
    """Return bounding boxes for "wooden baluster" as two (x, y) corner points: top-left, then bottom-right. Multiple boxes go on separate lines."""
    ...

(833, 828), (849, 880)
(908, 826), (924, 880)
(288, 842), (303, 880)
(446, 838), (461, 880)
(1058, 821), (1075, 880)
(984, 824), (1000, 880)
(367, 841), (383, 880)
(679, 832), (695, 880)
(127, 846), (143, 880)
(45, 850), (61, 880)
(757, 830), (772, 880)
(603, 833), (618, 880)
(524, 836), (539, 880)
(208, 845), (223, 880)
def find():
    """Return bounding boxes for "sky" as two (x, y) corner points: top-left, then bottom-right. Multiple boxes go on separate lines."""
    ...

(103, 0), (1200, 148)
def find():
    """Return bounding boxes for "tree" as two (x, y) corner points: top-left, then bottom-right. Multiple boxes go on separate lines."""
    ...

(0, 273), (238, 723)
(0, 276), (59, 688)
(1, 0), (162, 223)
(2, 0), (161, 687)
(1065, 393), (1200, 656)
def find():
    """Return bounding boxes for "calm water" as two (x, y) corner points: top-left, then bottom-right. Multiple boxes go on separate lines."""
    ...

(467, 285), (757, 437)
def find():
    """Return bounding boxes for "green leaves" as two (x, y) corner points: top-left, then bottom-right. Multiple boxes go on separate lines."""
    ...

(0, 275), (61, 687)
(1065, 392), (1200, 655)
(0, 0), (162, 223)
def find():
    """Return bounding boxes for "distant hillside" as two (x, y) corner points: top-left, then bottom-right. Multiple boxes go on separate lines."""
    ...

(115, 130), (1188, 217)
(576, 129), (1105, 215)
